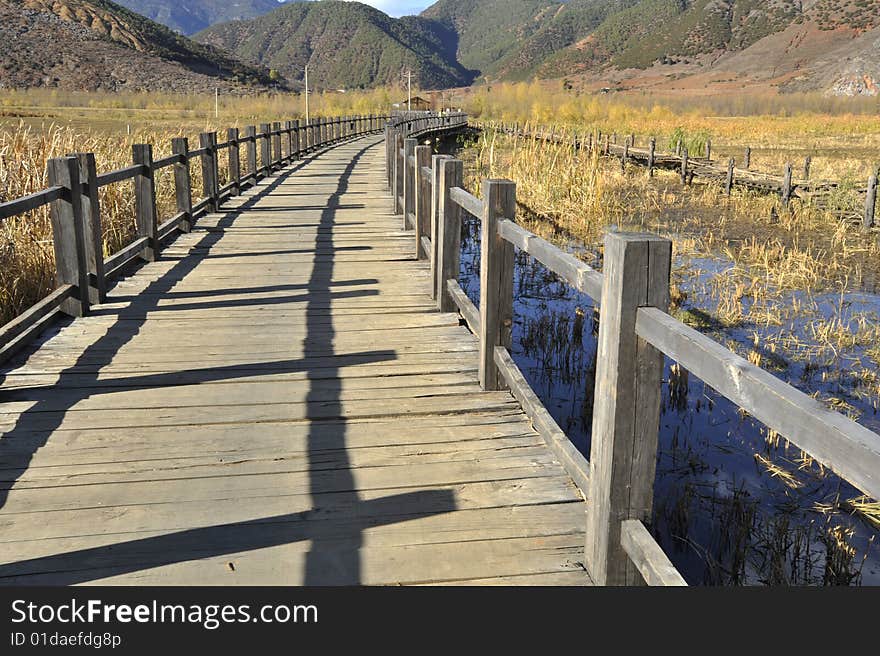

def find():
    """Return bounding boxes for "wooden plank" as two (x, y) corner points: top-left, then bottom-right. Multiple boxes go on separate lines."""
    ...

(74, 153), (106, 304)
(0, 286), (74, 348)
(494, 346), (590, 495)
(46, 157), (88, 317)
(497, 219), (603, 302)
(446, 279), (480, 335)
(620, 520), (687, 586)
(0, 186), (63, 220)
(585, 232), (671, 586)
(450, 186), (484, 218)
(479, 179), (515, 390)
(636, 306), (880, 501)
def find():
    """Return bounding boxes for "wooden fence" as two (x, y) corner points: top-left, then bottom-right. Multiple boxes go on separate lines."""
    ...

(388, 116), (880, 586)
(0, 114), (390, 363)
(479, 121), (879, 229)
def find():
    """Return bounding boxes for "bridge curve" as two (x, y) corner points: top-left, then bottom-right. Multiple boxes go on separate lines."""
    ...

(0, 131), (590, 585)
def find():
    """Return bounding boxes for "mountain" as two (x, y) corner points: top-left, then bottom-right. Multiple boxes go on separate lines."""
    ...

(195, 1), (474, 90)
(113, 0), (293, 35)
(420, 0), (880, 96)
(0, 0), (277, 92)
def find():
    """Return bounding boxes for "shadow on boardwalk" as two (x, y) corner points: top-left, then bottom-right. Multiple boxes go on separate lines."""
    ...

(0, 140), (456, 585)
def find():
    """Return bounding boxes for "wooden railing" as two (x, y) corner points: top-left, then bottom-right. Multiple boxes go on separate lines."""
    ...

(387, 117), (880, 587)
(0, 114), (390, 363)
(479, 121), (880, 228)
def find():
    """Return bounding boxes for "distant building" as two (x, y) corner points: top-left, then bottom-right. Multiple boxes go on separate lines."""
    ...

(392, 95), (432, 111)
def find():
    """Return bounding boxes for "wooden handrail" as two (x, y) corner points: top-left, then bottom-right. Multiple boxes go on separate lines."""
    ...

(387, 116), (880, 585)
(1, 112), (388, 361)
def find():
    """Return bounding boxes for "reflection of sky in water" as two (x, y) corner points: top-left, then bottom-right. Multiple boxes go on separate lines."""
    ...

(457, 216), (880, 585)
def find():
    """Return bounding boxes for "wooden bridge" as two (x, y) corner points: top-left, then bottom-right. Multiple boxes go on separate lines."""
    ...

(1, 112), (878, 586)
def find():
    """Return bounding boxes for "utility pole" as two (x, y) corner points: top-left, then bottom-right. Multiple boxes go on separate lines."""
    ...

(214, 88), (219, 119)
(406, 70), (412, 112)
(304, 64), (310, 123)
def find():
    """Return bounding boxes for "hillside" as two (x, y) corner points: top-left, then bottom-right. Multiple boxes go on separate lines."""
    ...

(0, 0), (277, 92)
(195, 1), (474, 90)
(421, 0), (880, 96)
(113, 0), (293, 35)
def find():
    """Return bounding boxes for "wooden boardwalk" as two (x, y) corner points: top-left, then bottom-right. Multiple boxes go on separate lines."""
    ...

(0, 134), (591, 586)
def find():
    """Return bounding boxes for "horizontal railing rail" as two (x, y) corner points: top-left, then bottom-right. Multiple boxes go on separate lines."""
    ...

(386, 114), (880, 587)
(0, 113), (393, 364)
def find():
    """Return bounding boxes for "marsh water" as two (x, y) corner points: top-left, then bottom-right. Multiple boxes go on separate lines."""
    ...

(455, 209), (880, 586)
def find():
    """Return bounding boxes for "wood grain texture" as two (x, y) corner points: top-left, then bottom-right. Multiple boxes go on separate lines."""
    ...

(0, 133), (589, 587)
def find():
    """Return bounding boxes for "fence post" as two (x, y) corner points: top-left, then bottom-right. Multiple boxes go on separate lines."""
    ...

(132, 144), (159, 262)
(285, 121), (294, 161)
(680, 148), (688, 184)
(46, 156), (89, 317)
(199, 132), (218, 211)
(227, 128), (240, 196)
(245, 126), (257, 183)
(292, 120), (301, 159)
(395, 132), (405, 215)
(782, 163), (793, 205)
(865, 174), (877, 230)
(73, 153), (105, 304)
(414, 144), (432, 259)
(171, 137), (193, 233)
(259, 124), (271, 176)
(585, 231), (672, 586)
(272, 122), (282, 168)
(431, 154), (451, 300)
(385, 124), (392, 189)
(704, 139), (711, 160)
(621, 137), (629, 173)
(725, 157), (735, 196)
(744, 146), (751, 170)
(436, 159), (463, 313)
(648, 138), (655, 178)
(803, 156), (812, 181)
(403, 137), (417, 229)
(479, 179), (516, 391)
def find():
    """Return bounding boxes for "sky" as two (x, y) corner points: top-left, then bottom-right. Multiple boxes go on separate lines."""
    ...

(344, 1), (435, 17)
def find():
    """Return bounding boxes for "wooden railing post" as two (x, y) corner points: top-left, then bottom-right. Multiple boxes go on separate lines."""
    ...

(414, 144), (432, 259)
(272, 122), (282, 168)
(436, 158), (462, 312)
(744, 146), (751, 170)
(680, 147), (688, 184)
(394, 132), (404, 215)
(403, 137), (417, 229)
(227, 128), (241, 196)
(292, 120), (301, 158)
(245, 126), (257, 182)
(479, 179), (516, 391)
(73, 153), (106, 304)
(259, 124), (271, 176)
(725, 157), (735, 196)
(430, 154), (451, 299)
(46, 156), (89, 317)
(283, 120), (292, 161)
(647, 138), (655, 178)
(585, 231), (672, 586)
(385, 124), (392, 189)
(865, 174), (877, 230)
(803, 156), (812, 181)
(782, 163), (793, 205)
(132, 144), (159, 262)
(199, 132), (218, 211)
(171, 137), (193, 233)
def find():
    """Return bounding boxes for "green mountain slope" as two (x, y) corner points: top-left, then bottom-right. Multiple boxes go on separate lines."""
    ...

(195, 1), (475, 90)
